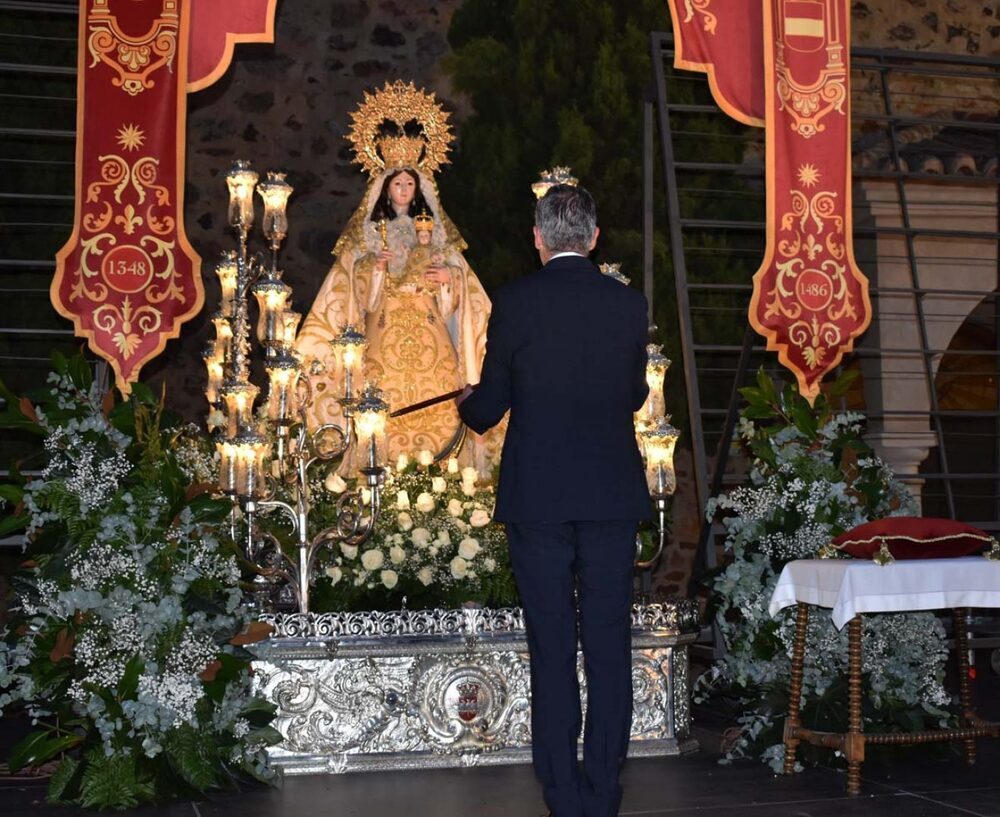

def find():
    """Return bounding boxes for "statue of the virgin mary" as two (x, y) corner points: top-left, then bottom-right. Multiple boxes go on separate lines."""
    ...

(295, 81), (499, 471)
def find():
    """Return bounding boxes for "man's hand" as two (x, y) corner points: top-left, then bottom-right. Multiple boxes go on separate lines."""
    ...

(455, 384), (475, 407)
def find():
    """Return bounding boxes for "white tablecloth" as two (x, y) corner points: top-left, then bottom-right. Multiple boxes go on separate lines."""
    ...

(769, 558), (1000, 630)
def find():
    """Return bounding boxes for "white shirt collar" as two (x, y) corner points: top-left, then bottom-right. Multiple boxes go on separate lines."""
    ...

(548, 251), (586, 261)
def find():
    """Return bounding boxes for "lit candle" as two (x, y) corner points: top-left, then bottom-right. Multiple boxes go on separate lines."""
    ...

(640, 343), (671, 425)
(640, 419), (680, 497)
(211, 311), (234, 365)
(217, 440), (238, 494)
(330, 325), (367, 401)
(219, 379), (260, 438)
(202, 341), (224, 404)
(215, 251), (238, 317)
(265, 348), (300, 423)
(226, 160), (258, 230)
(353, 384), (389, 468)
(251, 276), (292, 346)
(257, 171), (293, 242)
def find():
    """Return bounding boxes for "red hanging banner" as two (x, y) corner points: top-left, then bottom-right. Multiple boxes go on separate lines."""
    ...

(187, 0), (277, 92)
(666, 0), (765, 126)
(749, 0), (870, 402)
(667, 0), (870, 403)
(53, 0), (203, 395)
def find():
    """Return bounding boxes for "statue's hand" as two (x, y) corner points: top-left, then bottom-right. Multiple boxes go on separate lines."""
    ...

(375, 249), (393, 272)
(424, 264), (451, 286)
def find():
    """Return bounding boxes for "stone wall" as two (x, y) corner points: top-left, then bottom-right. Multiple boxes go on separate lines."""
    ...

(147, 0), (462, 410)
(853, 0), (1000, 55)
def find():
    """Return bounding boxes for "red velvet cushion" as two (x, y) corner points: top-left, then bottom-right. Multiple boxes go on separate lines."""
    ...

(832, 517), (994, 560)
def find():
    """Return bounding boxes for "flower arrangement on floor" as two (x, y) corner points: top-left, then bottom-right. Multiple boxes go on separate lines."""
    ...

(293, 451), (517, 612)
(0, 355), (279, 809)
(698, 369), (952, 772)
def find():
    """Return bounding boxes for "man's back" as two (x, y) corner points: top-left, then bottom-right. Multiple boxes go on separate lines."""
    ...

(461, 254), (650, 523)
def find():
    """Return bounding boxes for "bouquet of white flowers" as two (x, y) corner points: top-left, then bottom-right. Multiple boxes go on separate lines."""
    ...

(0, 354), (278, 809)
(307, 452), (517, 612)
(698, 369), (952, 772)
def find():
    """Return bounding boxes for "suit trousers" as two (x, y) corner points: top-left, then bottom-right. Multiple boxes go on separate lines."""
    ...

(505, 521), (637, 817)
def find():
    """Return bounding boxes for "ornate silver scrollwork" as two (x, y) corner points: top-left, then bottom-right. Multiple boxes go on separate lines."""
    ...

(253, 600), (699, 774)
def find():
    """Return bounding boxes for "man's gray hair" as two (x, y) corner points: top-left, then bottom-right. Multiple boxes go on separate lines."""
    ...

(535, 184), (597, 253)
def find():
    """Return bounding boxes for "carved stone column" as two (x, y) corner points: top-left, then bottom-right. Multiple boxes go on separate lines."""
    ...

(856, 180), (997, 508)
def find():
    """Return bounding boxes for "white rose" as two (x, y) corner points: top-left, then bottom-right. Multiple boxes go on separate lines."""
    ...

(397, 511), (414, 532)
(447, 498), (464, 517)
(429, 545), (439, 557)
(389, 545), (406, 565)
(396, 453), (410, 472)
(361, 549), (384, 570)
(418, 449), (434, 466)
(450, 556), (469, 579)
(381, 569), (398, 589)
(417, 567), (434, 586)
(469, 509), (491, 528)
(447, 457), (460, 474)
(325, 566), (343, 584)
(484, 557), (496, 573)
(340, 543), (358, 560)
(461, 467), (478, 486)
(458, 538), (481, 559)
(462, 483), (477, 497)
(361, 487), (372, 505)
(411, 527), (432, 548)
(207, 408), (226, 431)
(396, 490), (411, 510)
(455, 519), (469, 533)
(415, 492), (436, 513)
(431, 476), (447, 494)
(325, 471), (348, 493)
(435, 529), (451, 545)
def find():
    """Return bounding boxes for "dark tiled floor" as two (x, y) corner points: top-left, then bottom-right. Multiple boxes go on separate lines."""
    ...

(3, 679), (1000, 816)
(3, 735), (999, 816)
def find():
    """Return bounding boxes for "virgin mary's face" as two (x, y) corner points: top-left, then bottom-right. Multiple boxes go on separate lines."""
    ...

(387, 172), (417, 209)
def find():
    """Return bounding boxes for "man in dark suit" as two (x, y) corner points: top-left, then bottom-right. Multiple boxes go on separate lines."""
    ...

(458, 185), (651, 817)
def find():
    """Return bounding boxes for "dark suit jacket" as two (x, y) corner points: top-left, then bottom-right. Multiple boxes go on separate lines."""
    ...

(459, 254), (651, 523)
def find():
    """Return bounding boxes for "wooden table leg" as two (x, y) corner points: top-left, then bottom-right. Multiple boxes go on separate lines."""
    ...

(845, 615), (865, 796)
(783, 602), (809, 775)
(953, 607), (977, 766)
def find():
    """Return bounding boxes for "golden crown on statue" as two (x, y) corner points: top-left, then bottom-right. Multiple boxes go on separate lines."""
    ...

(378, 135), (427, 171)
(413, 211), (434, 232)
(348, 80), (454, 177)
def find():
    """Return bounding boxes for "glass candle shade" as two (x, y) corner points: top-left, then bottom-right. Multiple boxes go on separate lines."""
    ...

(217, 439), (238, 494)
(220, 379), (260, 438)
(202, 341), (224, 404)
(640, 419), (679, 497)
(231, 432), (270, 498)
(211, 311), (234, 365)
(215, 251), (238, 317)
(226, 160), (258, 230)
(640, 343), (671, 423)
(257, 171), (293, 242)
(252, 277), (292, 346)
(280, 310), (302, 346)
(330, 325), (367, 400)
(265, 350), (300, 423)
(354, 384), (389, 466)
